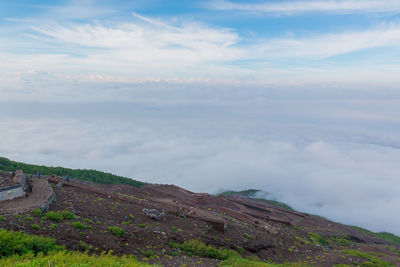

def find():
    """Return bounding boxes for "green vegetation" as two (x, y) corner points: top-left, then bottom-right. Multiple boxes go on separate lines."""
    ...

(71, 222), (88, 230)
(169, 240), (239, 260)
(0, 229), (63, 257)
(84, 218), (94, 224)
(343, 249), (394, 266)
(44, 210), (75, 223)
(375, 232), (400, 245)
(30, 224), (40, 230)
(244, 233), (255, 240)
(0, 157), (146, 187)
(49, 224), (57, 230)
(143, 250), (155, 258)
(0, 230), (151, 266)
(218, 189), (293, 210)
(308, 233), (329, 247)
(0, 250), (152, 266)
(61, 210), (75, 220)
(169, 240), (308, 266)
(219, 257), (308, 267)
(172, 226), (183, 232)
(31, 209), (42, 217)
(108, 226), (126, 237)
(79, 241), (93, 251)
(44, 211), (64, 222)
(0, 216), (5, 222)
(329, 236), (352, 247)
(352, 226), (400, 245)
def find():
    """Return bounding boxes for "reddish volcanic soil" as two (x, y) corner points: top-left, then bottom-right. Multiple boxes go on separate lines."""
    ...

(1, 176), (399, 266)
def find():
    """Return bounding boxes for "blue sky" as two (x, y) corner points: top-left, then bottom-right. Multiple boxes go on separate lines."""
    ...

(1, 0), (400, 84)
(1, 1), (400, 235)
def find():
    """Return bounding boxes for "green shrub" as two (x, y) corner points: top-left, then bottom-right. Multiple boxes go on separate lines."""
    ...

(0, 216), (5, 222)
(108, 227), (125, 237)
(0, 229), (63, 257)
(169, 240), (239, 260)
(71, 222), (87, 230)
(44, 211), (64, 223)
(138, 223), (147, 228)
(31, 209), (42, 217)
(31, 224), (40, 230)
(84, 218), (94, 224)
(61, 210), (75, 220)
(49, 224), (57, 230)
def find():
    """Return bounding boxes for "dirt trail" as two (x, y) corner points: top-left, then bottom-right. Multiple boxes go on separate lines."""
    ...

(0, 178), (52, 214)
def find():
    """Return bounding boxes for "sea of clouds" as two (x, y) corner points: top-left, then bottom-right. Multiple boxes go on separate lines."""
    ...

(1, 78), (400, 235)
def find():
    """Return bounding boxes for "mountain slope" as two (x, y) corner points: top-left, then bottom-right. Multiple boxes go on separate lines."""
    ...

(1, 160), (400, 266)
(0, 157), (145, 187)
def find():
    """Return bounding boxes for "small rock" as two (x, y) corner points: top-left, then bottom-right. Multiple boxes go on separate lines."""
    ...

(143, 208), (165, 221)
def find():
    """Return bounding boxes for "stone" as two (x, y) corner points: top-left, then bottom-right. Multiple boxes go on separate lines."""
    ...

(143, 208), (165, 221)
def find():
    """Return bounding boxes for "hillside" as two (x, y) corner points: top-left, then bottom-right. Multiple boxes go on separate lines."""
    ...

(1, 161), (400, 266)
(0, 157), (145, 187)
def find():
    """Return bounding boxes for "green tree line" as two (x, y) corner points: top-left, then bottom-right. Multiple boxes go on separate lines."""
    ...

(0, 157), (146, 187)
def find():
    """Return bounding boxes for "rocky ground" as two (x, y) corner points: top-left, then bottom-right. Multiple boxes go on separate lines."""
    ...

(1, 177), (400, 266)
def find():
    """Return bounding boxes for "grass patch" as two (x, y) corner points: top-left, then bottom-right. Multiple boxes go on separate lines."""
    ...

(329, 236), (352, 247)
(71, 222), (87, 230)
(343, 249), (394, 267)
(45, 210), (75, 223)
(219, 257), (308, 266)
(31, 209), (41, 217)
(309, 232), (329, 247)
(0, 216), (5, 222)
(0, 229), (63, 257)
(61, 210), (75, 220)
(84, 218), (94, 224)
(351, 226), (400, 245)
(108, 227), (125, 237)
(44, 211), (64, 222)
(0, 250), (152, 266)
(169, 240), (239, 260)
(30, 224), (40, 230)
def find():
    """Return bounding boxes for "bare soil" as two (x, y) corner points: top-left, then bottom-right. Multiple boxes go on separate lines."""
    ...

(1, 177), (399, 266)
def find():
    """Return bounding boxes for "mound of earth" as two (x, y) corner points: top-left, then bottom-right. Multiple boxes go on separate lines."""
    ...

(1, 176), (399, 266)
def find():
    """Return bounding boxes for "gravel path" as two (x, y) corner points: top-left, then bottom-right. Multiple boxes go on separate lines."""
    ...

(0, 178), (52, 214)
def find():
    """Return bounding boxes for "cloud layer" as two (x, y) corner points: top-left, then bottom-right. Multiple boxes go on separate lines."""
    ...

(207, 0), (400, 15)
(1, 86), (400, 234)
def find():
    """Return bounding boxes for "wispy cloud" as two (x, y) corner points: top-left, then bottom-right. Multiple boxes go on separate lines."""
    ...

(30, 14), (241, 65)
(207, 0), (400, 15)
(254, 23), (400, 59)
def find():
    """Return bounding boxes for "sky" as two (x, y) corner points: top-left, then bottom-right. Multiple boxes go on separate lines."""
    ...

(1, 0), (400, 235)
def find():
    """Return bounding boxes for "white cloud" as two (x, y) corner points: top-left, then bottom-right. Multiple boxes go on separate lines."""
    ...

(31, 14), (241, 64)
(254, 23), (400, 59)
(2, 106), (400, 235)
(207, 0), (400, 15)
